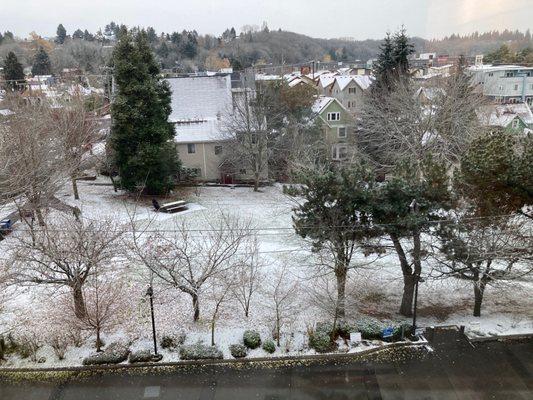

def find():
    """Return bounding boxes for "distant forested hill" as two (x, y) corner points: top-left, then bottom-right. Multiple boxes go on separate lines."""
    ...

(1, 24), (531, 76)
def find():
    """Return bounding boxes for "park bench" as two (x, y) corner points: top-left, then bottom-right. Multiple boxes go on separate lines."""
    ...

(153, 199), (188, 213)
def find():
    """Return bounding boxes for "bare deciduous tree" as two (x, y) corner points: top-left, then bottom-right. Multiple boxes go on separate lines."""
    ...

(52, 96), (98, 200)
(223, 88), (270, 191)
(232, 236), (263, 318)
(0, 96), (72, 225)
(131, 212), (251, 321)
(73, 265), (128, 351)
(11, 216), (122, 319)
(263, 264), (299, 347)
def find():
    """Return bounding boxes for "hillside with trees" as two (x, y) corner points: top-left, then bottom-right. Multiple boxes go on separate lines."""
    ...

(1, 24), (532, 78)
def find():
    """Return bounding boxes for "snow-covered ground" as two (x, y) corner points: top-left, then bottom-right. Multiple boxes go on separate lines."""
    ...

(0, 178), (531, 368)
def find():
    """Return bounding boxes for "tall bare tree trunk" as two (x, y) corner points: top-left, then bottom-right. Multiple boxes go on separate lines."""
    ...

(473, 281), (485, 317)
(390, 233), (414, 317)
(192, 292), (200, 322)
(72, 282), (87, 319)
(253, 173), (260, 192)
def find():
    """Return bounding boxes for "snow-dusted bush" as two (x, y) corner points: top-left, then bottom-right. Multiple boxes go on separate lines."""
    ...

(49, 334), (70, 360)
(392, 322), (412, 341)
(160, 333), (186, 350)
(243, 330), (261, 349)
(308, 328), (337, 353)
(179, 343), (223, 360)
(14, 334), (41, 362)
(355, 318), (386, 340)
(261, 339), (276, 354)
(127, 349), (152, 363)
(229, 344), (247, 358)
(82, 342), (130, 365)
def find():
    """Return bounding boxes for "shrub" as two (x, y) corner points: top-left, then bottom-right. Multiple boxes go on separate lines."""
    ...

(262, 339), (276, 354)
(392, 322), (413, 341)
(355, 318), (386, 340)
(129, 350), (152, 363)
(15, 335), (41, 362)
(83, 342), (130, 365)
(160, 333), (186, 350)
(49, 335), (70, 360)
(309, 329), (337, 353)
(229, 344), (247, 358)
(243, 330), (261, 349)
(179, 343), (223, 360)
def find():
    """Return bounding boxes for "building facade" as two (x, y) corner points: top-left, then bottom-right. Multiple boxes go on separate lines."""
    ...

(469, 65), (533, 105)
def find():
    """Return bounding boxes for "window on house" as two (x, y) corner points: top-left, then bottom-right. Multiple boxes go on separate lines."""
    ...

(488, 72), (494, 77)
(332, 144), (348, 160)
(511, 119), (520, 129)
(327, 112), (340, 121)
(514, 84), (519, 91)
(348, 87), (357, 94)
(187, 143), (196, 154)
(506, 71), (514, 77)
(338, 127), (347, 138)
(214, 145), (223, 155)
(499, 85), (504, 91)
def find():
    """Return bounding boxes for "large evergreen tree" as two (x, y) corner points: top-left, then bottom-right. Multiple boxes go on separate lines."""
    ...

(2, 51), (25, 90)
(392, 27), (414, 76)
(110, 28), (180, 194)
(56, 24), (67, 44)
(31, 47), (52, 76)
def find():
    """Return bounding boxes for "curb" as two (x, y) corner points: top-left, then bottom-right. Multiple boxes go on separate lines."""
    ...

(0, 341), (424, 374)
(466, 332), (533, 343)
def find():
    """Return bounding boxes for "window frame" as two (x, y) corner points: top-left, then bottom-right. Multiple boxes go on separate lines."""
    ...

(327, 112), (341, 121)
(337, 126), (347, 138)
(187, 143), (196, 154)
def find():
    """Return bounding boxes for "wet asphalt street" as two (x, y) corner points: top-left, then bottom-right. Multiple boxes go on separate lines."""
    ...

(1, 328), (532, 400)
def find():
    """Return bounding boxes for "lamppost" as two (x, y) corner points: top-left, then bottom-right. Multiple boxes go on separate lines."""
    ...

(146, 285), (158, 356)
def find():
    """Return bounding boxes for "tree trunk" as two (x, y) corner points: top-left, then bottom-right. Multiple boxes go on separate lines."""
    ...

(191, 293), (200, 322)
(400, 274), (415, 317)
(253, 173), (260, 192)
(473, 282), (485, 317)
(35, 208), (45, 226)
(109, 175), (118, 193)
(211, 319), (216, 346)
(335, 266), (347, 320)
(72, 282), (87, 319)
(96, 326), (103, 352)
(71, 176), (80, 200)
(390, 233), (415, 317)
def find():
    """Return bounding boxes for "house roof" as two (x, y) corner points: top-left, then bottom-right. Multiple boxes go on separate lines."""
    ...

(311, 96), (335, 114)
(173, 118), (230, 144)
(166, 75), (232, 121)
(334, 75), (373, 91)
(478, 103), (533, 127)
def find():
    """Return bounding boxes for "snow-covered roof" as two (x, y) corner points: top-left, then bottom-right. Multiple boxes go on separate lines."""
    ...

(468, 64), (533, 72)
(478, 103), (533, 127)
(173, 118), (229, 143)
(311, 96), (335, 114)
(334, 75), (373, 91)
(318, 73), (337, 89)
(305, 70), (331, 80)
(255, 74), (282, 81)
(166, 75), (232, 121)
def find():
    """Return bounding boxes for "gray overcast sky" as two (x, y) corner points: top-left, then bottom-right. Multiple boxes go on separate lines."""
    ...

(1, 0), (531, 39)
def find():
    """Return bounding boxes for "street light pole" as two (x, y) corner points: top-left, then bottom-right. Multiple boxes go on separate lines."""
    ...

(146, 285), (158, 355)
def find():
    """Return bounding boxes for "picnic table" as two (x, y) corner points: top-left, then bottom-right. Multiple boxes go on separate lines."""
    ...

(153, 199), (188, 213)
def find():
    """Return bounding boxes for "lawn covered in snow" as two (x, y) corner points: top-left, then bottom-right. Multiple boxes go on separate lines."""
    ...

(0, 178), (531, 368)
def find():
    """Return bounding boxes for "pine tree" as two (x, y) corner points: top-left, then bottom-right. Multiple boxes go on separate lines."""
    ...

(56, 23), (67, 44)
(372, 32), (395, 92)
(31, 47), (52, 76)
(110, 28), (180, 194)
(2, 51), (25, 90)
(392, 27), (414, 77)
(72, 29), (84, 39)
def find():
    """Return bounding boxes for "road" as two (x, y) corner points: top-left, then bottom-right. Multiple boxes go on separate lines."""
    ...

(1, 328), (532, 399)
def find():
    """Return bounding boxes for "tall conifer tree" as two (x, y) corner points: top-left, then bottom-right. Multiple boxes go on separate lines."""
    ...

(2, 51), (25, 90)
(110, 28), (180, 194)
(31, 47), (52, 76)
